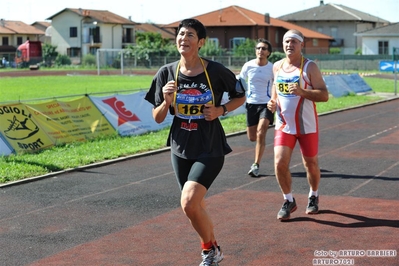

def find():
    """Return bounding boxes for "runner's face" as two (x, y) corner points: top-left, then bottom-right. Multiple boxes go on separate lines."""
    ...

(176, 27), (202, 55)
(283, 37), (302, 55)
(255, 43), (270, 59)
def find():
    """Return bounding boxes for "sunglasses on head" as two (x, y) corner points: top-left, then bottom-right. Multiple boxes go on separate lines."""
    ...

(255, 47), (268, 51)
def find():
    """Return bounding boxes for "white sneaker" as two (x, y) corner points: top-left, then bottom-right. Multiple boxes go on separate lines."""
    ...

(247, 163), (259, 177)
(199, 248), (217, 266)
(214, 245), (224, 263)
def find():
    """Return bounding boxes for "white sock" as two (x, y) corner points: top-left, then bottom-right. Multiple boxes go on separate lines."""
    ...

(283, 193), (293, 202)
(309, 190), (318, 197)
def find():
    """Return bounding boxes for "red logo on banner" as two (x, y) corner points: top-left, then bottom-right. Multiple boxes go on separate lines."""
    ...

(103, 97), (140, 126)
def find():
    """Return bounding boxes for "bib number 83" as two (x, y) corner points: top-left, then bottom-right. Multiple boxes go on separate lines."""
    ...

(278, 83), (289, 94)
(277, 82), (297, 95)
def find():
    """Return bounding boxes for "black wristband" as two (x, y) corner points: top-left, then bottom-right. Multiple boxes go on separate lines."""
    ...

(222, 105), (228, 116)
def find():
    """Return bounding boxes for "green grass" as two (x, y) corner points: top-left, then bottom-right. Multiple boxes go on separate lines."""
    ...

(0, 75), (153, 103)
(362, 77), (397, 93)
(0, 74), (396, 184)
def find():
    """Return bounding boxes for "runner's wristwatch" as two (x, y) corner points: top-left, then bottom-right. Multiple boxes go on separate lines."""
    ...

(222, 105), (228, 116)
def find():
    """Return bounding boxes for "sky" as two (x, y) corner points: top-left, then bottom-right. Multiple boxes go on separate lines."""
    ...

(0, 0), (397, 25)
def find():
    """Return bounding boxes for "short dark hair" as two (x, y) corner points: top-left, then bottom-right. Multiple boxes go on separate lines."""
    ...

(257, 38), (272, 58)
(177, 18), (207, 40)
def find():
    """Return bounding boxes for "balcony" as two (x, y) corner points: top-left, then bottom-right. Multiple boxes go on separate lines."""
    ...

(331, 38), (344, 47)
(122, 35), (134, 44)
(83, 34), (102, 45)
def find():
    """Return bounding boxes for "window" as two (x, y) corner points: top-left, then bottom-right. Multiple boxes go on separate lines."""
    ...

(230, 37), (245, 49)
(67, 48), (81, 57)
(89, 27), (100, 43)
(207, 38), (219, 47)
(330, 27), (338, 39)
(17, 37), (23, 45)
(123, 28), (133, 43)
(378, 41), (389, 55)
(317, 27), (323, 33)
(70, 27), (78, 38)
(275, 31), (279, 44)
(330, 27), (343, 47)
(313, 38), (319, 46)
(2, 37), (8, 45)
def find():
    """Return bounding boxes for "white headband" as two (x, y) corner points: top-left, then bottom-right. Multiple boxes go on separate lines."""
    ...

(283, 33), (303, 42)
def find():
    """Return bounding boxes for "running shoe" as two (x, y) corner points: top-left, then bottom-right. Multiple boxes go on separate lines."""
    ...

(199, 248), (218, 266)
(247, 163), (259, 177)
(277, 198), (297, 220)
(306, 196), (319, 214)
(214, 245), (223, 263)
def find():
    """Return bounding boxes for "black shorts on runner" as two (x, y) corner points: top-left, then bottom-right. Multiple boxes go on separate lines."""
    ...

(246, 103), (274, 127)
(171, 153), (225, 190)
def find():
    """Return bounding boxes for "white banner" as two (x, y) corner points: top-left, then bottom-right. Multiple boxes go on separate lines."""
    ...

(0, 133), (13, 156)
(90, 91), (174, 136)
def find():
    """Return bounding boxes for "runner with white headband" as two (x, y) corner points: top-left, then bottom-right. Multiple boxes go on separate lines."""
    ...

(267, 29), (329, 221)
(283, 32), (304, 43)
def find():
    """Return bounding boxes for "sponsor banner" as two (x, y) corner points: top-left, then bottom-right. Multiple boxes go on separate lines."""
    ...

(25, 97), (116, 143)
(0, 103), (54, 153)
(26, 100), (83, 144)
(379, 61), (399, 72)
(90, 91), (174, 136)
(0, 91), (245, 155)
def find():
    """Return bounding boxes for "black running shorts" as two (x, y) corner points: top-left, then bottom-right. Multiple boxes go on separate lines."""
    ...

(171, 153), (224, 190)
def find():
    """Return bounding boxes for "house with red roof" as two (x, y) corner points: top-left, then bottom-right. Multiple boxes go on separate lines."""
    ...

(46, 8), (138, 62)
(0, 19), (44, 64)
(163, 5), (333, 54)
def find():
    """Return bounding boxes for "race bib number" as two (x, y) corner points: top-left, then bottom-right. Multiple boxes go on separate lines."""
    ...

(177, 103), (209, 116)
(175, 89), (213, 119)
(276, 82), (297, 95)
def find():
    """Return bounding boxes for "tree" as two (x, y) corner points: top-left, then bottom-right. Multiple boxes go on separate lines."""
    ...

(42, 43), (58, 67)
(268, 52), (285, 63)
(233, 39), (257, 57)
(199, 39), (226, 56)
(126, 32), (176, 65)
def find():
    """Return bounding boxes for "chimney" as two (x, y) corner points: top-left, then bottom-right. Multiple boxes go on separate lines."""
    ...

(320, 0), (324, 5)
(264, 13), (270, 24)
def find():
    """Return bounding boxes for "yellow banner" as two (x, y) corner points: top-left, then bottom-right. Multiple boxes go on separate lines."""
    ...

(0, 97), (117, 154)
(0, 103), (54, 153)
(25, 96), (116, 144)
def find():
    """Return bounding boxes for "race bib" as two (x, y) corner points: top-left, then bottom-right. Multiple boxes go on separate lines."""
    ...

(276, 82), (298, 95)
(176, 102), (212, 117)
(175, 89), (213, 119)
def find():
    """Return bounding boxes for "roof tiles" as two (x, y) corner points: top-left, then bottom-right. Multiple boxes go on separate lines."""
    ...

(0, 20), (44, 35)
(47, 8), (137, 25)
(164, 5), (333, 40)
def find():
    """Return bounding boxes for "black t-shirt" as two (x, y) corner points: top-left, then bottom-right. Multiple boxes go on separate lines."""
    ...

(145, 59), (244, 159)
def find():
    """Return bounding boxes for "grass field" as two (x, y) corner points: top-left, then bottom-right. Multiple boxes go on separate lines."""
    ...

(0, 73), (396, 183)
(0, 75), (153, 103)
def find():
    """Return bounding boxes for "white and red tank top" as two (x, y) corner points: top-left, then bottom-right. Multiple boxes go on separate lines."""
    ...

(274, 57), (318, 135)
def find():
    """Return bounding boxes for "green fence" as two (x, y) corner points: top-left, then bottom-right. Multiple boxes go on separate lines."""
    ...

(96, 50), (391, 74)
